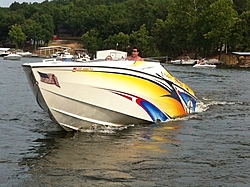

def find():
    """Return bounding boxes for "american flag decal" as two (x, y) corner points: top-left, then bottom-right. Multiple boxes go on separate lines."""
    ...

(38, 71), (60, 88)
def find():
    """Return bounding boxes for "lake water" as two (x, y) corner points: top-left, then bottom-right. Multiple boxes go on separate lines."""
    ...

(0, 57), (250, 187)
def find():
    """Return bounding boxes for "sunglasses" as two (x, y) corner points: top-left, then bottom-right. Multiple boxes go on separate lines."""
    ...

(132, 50), (138, 52)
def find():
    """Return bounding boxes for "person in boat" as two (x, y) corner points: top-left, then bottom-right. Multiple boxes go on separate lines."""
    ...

(105, 55), (113, 61)
(126, 46), (144, 61)
(198, 59), (204, 65)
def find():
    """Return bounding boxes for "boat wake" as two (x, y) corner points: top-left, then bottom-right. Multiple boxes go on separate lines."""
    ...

(79, 124), (135, 133)
(77, 98), (241, 133)
(170, 97), (242, 122)
(191, 97), (243, 120)
(197, 97), (241, 113)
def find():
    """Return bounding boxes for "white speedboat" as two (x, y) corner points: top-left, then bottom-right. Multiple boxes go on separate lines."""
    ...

(17, 51), (32, 57)
(73, 49), (91, 62)
(55, 51), (74, 61)
(50, 49), (73, 61)
(73, 54), (91, 62)
(193, 63), (216, 68)
(171, 59), (198, 65)
(4, 53), (22, 60)
(22, 59), (197, 131)
(0, 48), (10, 57)
(74, 57), (90, 62)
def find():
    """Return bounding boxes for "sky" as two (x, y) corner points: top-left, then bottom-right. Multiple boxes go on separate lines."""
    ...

(0, 0), (45, 8)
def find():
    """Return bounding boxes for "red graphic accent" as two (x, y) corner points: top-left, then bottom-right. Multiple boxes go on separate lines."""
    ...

(135, 97), (144, 107)
(111, 90), (144, 107)
(113, 92), (133, 101)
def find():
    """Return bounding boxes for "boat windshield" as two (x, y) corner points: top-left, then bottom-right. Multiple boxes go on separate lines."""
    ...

(161, 63), (173, 77)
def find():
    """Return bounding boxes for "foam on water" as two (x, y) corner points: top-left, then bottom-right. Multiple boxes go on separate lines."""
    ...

(79, 123), (135, 133)
(80, 97), (230, 132)
(195, 97), (241, 114)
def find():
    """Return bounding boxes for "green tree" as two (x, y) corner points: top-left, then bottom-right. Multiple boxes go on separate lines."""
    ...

(201, 0), (238, 57)
(22, 19), (43, 49)
(0, 0), (248, 58)
(0, 11), (25, 40)
(30, 13), (55, 45)
(8, 24), (26, 49)
(84, 5), (111, 39)
(81, 29), (102, 56)
(233, 0), (250, 14)
(130, 24), (160, 57)
(151, 19), (174, 56)
(103, 32), (130, 51)
(124, 0), (155, 33)
(106, 3), (130, 36)
(230, 10), (250, 51)
(63, 2), (84, 36)
(165, 0), (213, 57)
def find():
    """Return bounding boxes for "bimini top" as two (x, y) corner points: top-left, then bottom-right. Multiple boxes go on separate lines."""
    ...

(232, 52), (250, 56)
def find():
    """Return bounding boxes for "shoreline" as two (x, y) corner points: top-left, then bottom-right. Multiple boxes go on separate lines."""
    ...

(22, 39), (247, 67)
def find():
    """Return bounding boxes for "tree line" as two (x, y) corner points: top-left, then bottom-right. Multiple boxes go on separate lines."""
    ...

(1, 0), (250, 58)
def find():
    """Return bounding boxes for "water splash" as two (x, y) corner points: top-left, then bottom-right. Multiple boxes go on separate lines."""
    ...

(79, 124), (134, 133)
(78, 97), (241, 133)
(195, 97), (241, 113)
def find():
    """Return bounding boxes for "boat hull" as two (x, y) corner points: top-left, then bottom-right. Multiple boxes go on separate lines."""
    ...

(193, 64), (216, 68)
(171, 59), (197, 65)
(4, 54), (22, 60)
(23, 60), (197, 131)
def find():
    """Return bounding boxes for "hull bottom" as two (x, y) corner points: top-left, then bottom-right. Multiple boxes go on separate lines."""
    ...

(45, 91), (152, 131)
(51, 105), (150, 131)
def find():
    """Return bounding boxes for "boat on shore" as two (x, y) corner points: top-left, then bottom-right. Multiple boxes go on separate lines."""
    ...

(22, 58), (197, 131)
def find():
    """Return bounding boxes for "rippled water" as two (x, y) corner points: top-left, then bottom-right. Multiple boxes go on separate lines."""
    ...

(1, 58), (250, 187)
